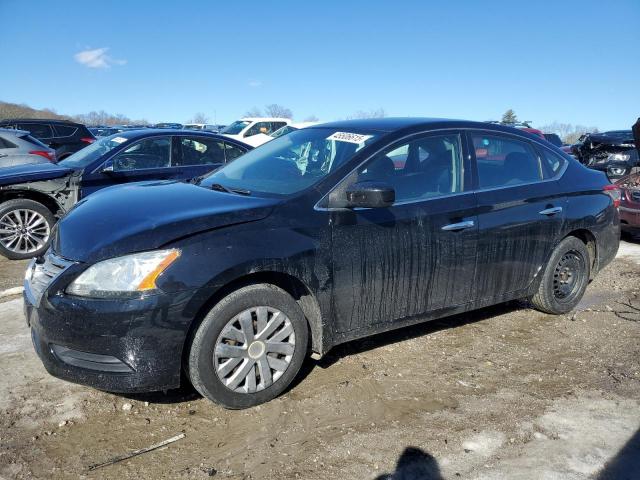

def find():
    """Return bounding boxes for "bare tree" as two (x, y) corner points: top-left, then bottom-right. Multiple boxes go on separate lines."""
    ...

(189, 112), (209, 124)
(303, 115), (319, 122)
(264, 104), (293, 119)
(346, 108), (386, 120)
(244, 107), (263, 118)
(539, 121), (599, 144)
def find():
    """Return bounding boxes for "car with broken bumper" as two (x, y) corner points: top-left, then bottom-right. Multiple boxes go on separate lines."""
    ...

(24, 118), (620, 409)
(0, 130), (250, 260)
(571, 130), (640, 179)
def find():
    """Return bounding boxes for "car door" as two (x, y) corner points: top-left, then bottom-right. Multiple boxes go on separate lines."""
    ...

(79, 135), (176, 198)
(469, 131), (566, 301)
(329, 131), (477, 334)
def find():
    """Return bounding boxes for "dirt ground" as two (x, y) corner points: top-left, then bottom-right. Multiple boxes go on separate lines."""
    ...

(1, 238), (640, 479)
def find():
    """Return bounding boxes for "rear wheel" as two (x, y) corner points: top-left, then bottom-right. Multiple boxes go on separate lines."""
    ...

(187, 283), (308, 409)
(530, 236), (591, 314)
(0, 199), (55, 260)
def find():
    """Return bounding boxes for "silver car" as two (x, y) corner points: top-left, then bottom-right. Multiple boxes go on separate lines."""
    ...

(0, 128), (56, 167)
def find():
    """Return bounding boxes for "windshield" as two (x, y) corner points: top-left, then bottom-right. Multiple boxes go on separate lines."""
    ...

(200, 128), (378, 195)
(221, 120), (251, 135)
(59, 134), (131, 168)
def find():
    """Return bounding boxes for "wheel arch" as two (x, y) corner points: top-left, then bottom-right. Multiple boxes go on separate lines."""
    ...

(0, 190), (61, 217)
(563, 228), (597, 277)
(183, 270), (324, 365)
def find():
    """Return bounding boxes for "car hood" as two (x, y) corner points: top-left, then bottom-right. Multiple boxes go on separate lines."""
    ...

(53, 180), (279, 263)
(0, 162), (73, 186)
(587, 132), (635, 147)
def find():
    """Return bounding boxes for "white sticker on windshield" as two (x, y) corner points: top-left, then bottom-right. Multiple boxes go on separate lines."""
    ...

(111, 136), (128, 144)
(326, 132), (373, 144)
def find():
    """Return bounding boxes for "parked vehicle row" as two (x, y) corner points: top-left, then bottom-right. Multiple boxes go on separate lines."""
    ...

(23, 118), (620, 408)
(0, 130), (251, 259)
(184, 123), (226, 132)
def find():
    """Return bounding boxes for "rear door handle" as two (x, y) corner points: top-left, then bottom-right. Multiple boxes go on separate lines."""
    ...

(539, 207), (563, 216)
(441, 220), (475, 231)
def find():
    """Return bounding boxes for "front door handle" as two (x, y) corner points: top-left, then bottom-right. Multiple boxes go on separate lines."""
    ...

(539, 207), (563, 216)
(441, 220), (475, 231)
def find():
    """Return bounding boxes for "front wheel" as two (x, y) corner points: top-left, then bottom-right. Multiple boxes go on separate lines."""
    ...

(187, 283), (308, 409)
(0, 199), (55, 260)
(530, 236), (591, 314)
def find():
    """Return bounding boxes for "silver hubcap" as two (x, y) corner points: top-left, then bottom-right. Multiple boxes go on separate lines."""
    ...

(0, 209), (50, 254)
(214, 306), (295, 394)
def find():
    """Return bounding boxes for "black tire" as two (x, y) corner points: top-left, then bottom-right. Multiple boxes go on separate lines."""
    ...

(530, 236), (591, 314)
(187, 283), (308, 409)
(0, 199), (55, 260)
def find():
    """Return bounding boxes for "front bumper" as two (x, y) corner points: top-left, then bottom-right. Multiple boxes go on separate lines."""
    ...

(24, 259), (198, 393)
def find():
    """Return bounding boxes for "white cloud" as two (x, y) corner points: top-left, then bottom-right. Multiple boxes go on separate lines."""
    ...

(248, 80), (262, 88)
(74, 48), (126, 69)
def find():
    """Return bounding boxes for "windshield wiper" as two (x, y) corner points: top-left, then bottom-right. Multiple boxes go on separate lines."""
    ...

(210, 183), (251, 196)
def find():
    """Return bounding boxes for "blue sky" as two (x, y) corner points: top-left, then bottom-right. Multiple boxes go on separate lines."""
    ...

(0, 0), (638, 130)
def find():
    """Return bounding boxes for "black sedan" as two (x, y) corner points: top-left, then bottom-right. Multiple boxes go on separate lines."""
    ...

(24, 118), (620, 408)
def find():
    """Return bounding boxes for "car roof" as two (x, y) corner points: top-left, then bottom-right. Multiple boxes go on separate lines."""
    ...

(0, 118), (83, 126)
(308, 117), (546, 137)
(106, 129), (253, 147)
(240, 117), (291, 122)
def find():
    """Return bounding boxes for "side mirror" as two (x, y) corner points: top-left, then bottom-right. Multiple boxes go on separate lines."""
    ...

(101, 161), (114, 173)
(345, 181), (395, 208)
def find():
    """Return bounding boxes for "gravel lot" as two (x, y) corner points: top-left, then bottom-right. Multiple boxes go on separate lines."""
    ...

(1, 238), (640, 479)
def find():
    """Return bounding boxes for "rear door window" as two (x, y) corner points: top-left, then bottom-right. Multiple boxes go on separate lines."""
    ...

(471, 133), (542, 189)
(112, 136), (171, 171)
(177, 137), (226, 166)
(270, 121), (287, 132)
(17, 123), (53, 139)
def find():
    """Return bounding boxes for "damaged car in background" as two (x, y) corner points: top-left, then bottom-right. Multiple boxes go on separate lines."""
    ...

(24, 118), (620, 409)
(617, 172), (640, 238)
(0, 130), (250, 259)
(571, 130), (639, 180)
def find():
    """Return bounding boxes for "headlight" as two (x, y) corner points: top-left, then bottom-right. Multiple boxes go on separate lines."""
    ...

(608, 153), (630, 162)
(67, 249), (180, 298)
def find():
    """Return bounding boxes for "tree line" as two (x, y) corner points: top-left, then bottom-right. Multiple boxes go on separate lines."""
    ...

(0, 101), (602, 144)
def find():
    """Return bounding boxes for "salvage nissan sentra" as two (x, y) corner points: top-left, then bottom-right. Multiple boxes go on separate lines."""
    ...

(24, 118), (620, 409)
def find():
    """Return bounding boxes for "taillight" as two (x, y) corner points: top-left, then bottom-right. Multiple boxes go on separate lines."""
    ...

(80, 137), (95, 144)
(29, 150), (56, 163)
(603, 184), (621, 208)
